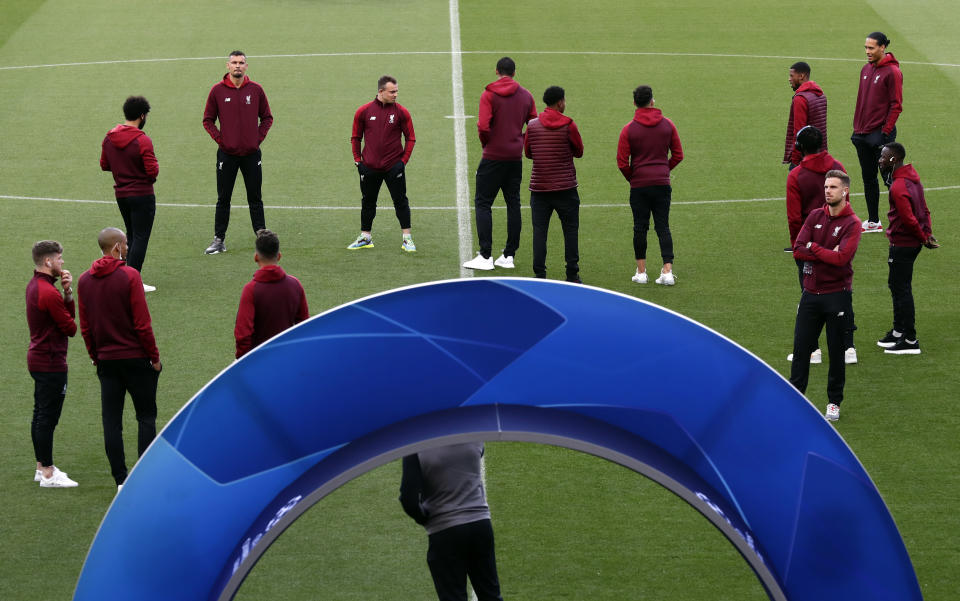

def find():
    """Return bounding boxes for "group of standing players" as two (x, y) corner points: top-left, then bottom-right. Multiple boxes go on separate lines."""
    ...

(782, 31), (939, 422)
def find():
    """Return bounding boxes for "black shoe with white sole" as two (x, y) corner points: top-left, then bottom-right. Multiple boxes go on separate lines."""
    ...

(884, 338), (921, 355)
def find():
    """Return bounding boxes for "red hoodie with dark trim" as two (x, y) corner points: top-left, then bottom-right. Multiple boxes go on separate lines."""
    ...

(477, 76), (537, 161)
(786, 151), (845, 245)
(783, 81), (828, 165)
(793, 202), (861, 294)
(78, 256), (159, 364)
(203, 74), (273, 156)
(853, 53), (903, 135)
(616, 107), (683, 188)
(351, 98), (416, 170)
(524, 108), (584, 192)
(100, 125), (158, 198)
(26, 271), (76, 372)
(234, 264), (309, 358)
(886, 164), (932, 246)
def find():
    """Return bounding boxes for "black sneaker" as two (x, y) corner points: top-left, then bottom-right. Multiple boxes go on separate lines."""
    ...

(884, 338), (921, 355)
(876, 330), (901, 348)
(204, 237), (226, 255)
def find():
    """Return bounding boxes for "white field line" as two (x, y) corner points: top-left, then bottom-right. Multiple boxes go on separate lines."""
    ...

(4, 186), (958, 211)
(449, 0), (472, 278)
(3, 51), (960, 71)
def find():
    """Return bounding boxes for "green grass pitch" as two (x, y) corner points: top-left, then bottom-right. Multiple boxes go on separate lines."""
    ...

(1, 0), (958, 599)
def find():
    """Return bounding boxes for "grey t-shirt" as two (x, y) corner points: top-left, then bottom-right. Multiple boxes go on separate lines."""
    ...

(417, 442), (491, 535)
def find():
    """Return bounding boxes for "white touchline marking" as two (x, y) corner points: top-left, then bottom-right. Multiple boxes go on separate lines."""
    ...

(4, 186), (958, 210)
(449, 0), (473, 278)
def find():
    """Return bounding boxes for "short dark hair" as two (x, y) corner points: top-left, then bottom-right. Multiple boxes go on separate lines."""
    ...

(867, 31), (890, 47)
(826, 169), (850, 188)
(542, 86), (565, 107)
(633, 85), (653, 108)
(790, 61), (811, 76)
(229, 50), (246, 58)
(795, 125), (822, 154)
(378, 75), (397, 90)
(122, 96), (150, 121)
(255, 229), (280, 259)
(883, 142), (906, 162)
(32, 240), (62, 266)
(496, 57), (516, 76)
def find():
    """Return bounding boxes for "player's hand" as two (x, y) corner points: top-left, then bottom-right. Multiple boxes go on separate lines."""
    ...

(924, 235), (940, 249)
(152, 361), (163, 372)
(60, 270), (73, 293)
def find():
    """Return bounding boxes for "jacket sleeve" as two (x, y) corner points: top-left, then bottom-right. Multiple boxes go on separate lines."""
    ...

(398, 454), (429, 525)
(786, 170), (804, 244)
(883, 67), (904, 134)
(400, 106), (416, 164)
(100, 138), (111, 171)
(616, 125), (632, 181)
(523, 128), (532, 159)
(139, 135), (159, 181)
(78, 277), (97, 363)
(809, 221), (861, 266)
(296, 280), (309, 324)
(790, 95), (807, 165)
(126, 268), (160, 363)
(39, 284), (77, 337)
(668, 120), (684, 170)
(891, 181), (926, 242)
(568, 121), (584, 158)
(526, 94), (538, 124)
(477, 90), (493, 146)
(792, 212), (818, 260)
(258, 88), (273, 144)
(351, 106), (365, 163)
(234, 281), (255, 359)
(202, 88), (222, 144)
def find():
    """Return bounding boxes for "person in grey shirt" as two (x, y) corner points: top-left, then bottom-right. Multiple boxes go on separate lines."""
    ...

(399, 442), (504, 601)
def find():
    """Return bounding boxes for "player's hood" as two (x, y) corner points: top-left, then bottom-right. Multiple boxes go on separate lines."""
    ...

(878, 53), (900, 69)
(537, 107), (573, 129)
(219, 73), (251, 88)
(633, 107), (664, 126)
(800, 151), (839, 174)
(253, 264), (288, 282)
(106, 124), (146, 149)
(796, 81), (824, 96)
(486, 76), (520, 97)
(892, 164), (921, 184)
(88, 255), (125, 278)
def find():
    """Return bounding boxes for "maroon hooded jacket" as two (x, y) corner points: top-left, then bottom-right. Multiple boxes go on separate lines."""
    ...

(26, 271), (76, 372)
(203, 74), (273, 156)
(793, 202), (862, 294)
(886, 164), (932, 246)
(783, 81), (828, 165)
(234, 264), (309, 358)
(853, 53), (903, 135)
(351, 98), (416, 171)
(786, 151), (845, 245)
(100, 125), (158, 198)
(616, 107), (683, 188)
(524, 108), (584, 192)
(477, 76), (537, 161)
(78, 256), (159, 364)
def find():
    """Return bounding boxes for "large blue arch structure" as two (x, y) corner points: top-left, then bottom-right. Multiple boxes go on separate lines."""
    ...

(74, 278), (921, 601)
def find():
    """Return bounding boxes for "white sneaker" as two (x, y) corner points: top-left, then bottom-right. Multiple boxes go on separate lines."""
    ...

(787, 348), (822, 364)
(825, 403), (840, 422)
(655, 271), (675, 285)
(631, 270), (648, 284)
(845, 347), (858, 364)
(35, 466), (69, 482)
(861, 220), (883, 233)
(463, 253), (494, 270)
(40, 468), (78, 488)
(494, 254), (515, 268)
(117, 484), (123, 493)
(143, 283), (156, 293)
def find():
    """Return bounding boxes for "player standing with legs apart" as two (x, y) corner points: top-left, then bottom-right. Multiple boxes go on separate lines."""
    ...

(876, 142), (939, 355)
(100, 95), (159, 292)
(26, 241), (78, 488)
(78, 228), (162, 490)
(400, 443), (504, 601)
(234, 229), (310, 359)
(851, 31), (902, 234)
(789, 171), (861, 422)
(348, 75), (417, 252)
(525, 86), (584, 283)
(463, 57), (537, 271)
(617, 85), (683, 286)
(783, 62), (827, 171)
(202, 51), (274, 255)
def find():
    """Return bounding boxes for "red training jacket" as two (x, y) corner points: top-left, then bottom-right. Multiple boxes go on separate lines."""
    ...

(886, 164), (932, 246)
(78, 256), (159, 364)
(783, 81), (827, 165)
(616, 107), (683, 188)
(234, 264), (309, 358)
(26, 271), (76, 372)
(785, 151), (845, 245)
(524, 108), (583, 192)
(100, 125), (158, 198)
(793, 202), (862, 294)
(203, 74), (273, 156)
(853, 53), (903, 135)
(351, 98), (416, 170)
(477, 76), (537, 161)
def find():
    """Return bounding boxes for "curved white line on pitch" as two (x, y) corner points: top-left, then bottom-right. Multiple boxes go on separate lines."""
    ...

(2, 50), (958, 72)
